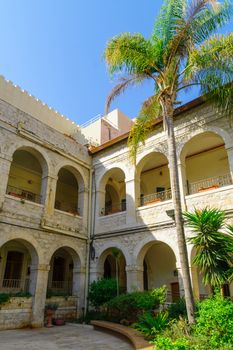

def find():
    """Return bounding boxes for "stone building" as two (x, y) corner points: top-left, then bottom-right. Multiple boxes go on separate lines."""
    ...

(0, 75), (232, 329)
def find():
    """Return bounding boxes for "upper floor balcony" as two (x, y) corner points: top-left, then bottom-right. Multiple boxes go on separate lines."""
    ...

(2, 147), (87, 236)
(95, 130), (233, 234)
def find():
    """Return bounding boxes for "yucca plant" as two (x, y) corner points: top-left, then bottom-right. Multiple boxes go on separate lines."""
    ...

(134, 311), (169, 339)
(104, 0), (233, 323)
(184, 207), (233, 289)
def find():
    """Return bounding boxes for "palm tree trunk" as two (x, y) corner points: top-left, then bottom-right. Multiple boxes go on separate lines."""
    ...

(165, 104), (195, 324)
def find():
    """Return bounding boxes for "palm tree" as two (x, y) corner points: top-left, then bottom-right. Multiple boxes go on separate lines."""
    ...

(184, 208), (233, 292)
(111, 248), (122, 296)
(104, 0), (233, 324)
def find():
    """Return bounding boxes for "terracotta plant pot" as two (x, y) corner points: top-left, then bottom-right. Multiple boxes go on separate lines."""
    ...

(55, 319), (65, 326)
(46, 309), (55, 328)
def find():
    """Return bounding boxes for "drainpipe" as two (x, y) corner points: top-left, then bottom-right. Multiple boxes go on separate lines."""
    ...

(84, 168), (93, 315)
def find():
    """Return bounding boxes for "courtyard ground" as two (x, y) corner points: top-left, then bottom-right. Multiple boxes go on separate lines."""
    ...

(0, 324), (133, 350)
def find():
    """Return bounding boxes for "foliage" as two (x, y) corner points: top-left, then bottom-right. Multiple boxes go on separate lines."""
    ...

(45, 303), (59, 311)
(104, 0), (233, 324)
(194, 294), (233, 348)
(153, 296), (233, 350)
(184, 207), (233, 288)
(167, 298), (187, 320)
(134, 311), (169, 339)
(105, 290), (161, 323)
(104, 0), (233, 161)
(88, 278), (117, 308)
(153, 336), (193, 350)
(0, 292), (32, 307)
(0, 293), (10, 306)
(151, 286), (167, 307)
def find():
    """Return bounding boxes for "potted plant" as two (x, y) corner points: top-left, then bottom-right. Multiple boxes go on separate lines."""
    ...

(45, 303), (58, 328)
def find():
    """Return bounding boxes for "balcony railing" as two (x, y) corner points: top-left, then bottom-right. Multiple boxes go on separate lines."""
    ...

(6, 185), (42, 204)
(102, 202), (126, 216)
(49, 280), (72, 294)
(1, 278), (30, 292)
(188, 173), (232, 195)
(140, 189), (172, 206)
(55, 200), (80, 216)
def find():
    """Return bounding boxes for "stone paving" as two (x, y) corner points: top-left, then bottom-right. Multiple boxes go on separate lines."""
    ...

(0, 324), (134, 350)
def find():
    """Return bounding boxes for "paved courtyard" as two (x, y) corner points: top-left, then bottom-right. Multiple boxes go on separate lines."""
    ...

(0, 324), (133, 350)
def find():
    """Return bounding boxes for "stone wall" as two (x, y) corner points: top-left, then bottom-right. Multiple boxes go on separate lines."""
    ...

(0, 297), (32, 330)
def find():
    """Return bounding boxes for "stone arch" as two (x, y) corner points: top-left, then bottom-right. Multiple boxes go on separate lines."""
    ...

(136, 151), (171, 206)
(46, 242), (84, 268)
(6, 145), (51, 204)
(97, 243), (130, 268)
(7, 143), (51, 176)
(96, 166), (127, 191)
(97, 246), (127, 291)
(135, 237), (178, 267)
(97, 167), (126, 216)
(55, 161), (88, 189)
(0, 234), (42, 265)
(47, 245), (83, 297)
(135, 238), (179, 299)
(54, 165), (86, 215)
(179, 130), (232, 195)
(0, 237), (40, 295)
(179, 127), (232, 162)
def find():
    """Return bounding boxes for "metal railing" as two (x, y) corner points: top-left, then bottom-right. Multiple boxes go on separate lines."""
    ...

(102, 202), (126, 216)
(1, 278), (29, 292)
(188, 173), (232, 194)
(49, 280), (72, 294)
(54, 200), (80, 216)
(6, 185), (42, 204)
(140, 189), (172, 206)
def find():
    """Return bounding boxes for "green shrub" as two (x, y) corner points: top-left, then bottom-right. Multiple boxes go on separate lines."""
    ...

(105, 290), (161, 323)
(88, 278), (117, 308)
(151, 286), (167, 307)
(134, 311), (169, 339)
(154, 336), (193, 350)
(167, 298), (187, 320)
(0, 293), (10, 306)
(194, 294), (233, 349)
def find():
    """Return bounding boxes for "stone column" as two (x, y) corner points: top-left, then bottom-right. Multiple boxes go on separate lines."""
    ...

(126, 265), (144, 292)
(0, 153), (12, 209)
(73, 267), (86, 309)
(30, 264), (50, 328)
(226, 146), (233, 181)
(95, 189), (105, 217)
(41, 175), (57, 215)
(89, 263), (103, 284)
(176, 265), (185, 298)
(78, 185), (89, 226)
(191, 265), (200, 300)
(125, 176), (139, 226)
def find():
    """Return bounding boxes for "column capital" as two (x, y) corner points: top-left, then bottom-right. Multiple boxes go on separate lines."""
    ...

(125, 264), (143, 272)
(30, 264), (50, 272)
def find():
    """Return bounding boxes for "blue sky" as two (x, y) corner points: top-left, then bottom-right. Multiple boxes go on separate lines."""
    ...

(0, 1), (232, 124)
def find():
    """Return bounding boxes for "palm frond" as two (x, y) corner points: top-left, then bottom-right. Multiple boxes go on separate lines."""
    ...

(105, 74), (148, 114)
(186, 33), (233, 111)
(152, 0), (185, 48)
(191, 1), (233, 45)
(184, 207), (233, 287)
(104, 33), (157, 75)
(165, 0), (223, 64)
(128, 96), (161, 162)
